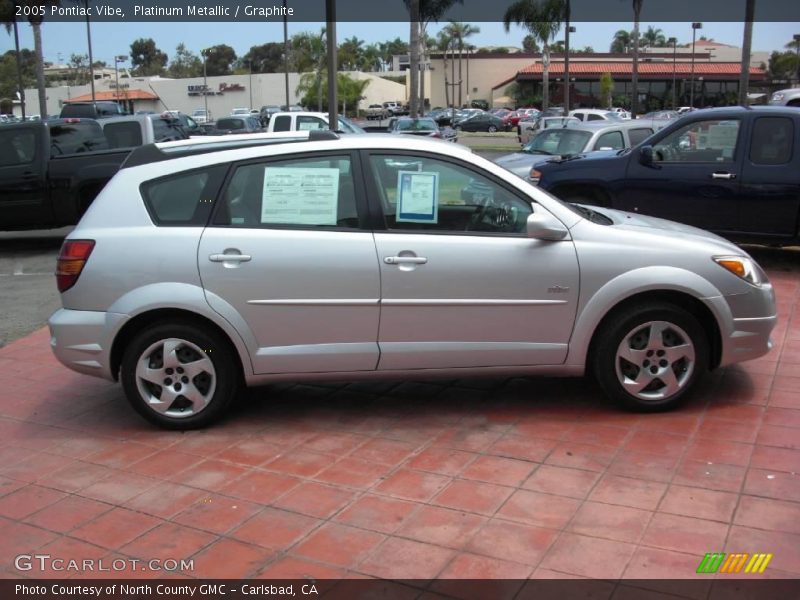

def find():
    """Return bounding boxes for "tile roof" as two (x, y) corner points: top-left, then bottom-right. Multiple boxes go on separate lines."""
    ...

(64, 90), (159, 102)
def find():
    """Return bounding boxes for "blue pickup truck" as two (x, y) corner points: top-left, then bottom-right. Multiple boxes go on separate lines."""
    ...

(534, 106), (800, 246)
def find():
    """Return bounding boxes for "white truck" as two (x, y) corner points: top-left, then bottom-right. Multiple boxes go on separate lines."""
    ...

(265, 111), (364, 134)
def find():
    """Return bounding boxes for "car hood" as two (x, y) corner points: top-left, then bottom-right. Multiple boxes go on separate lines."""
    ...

(594, 206), (740, 250)
(495, 152), (554, 178)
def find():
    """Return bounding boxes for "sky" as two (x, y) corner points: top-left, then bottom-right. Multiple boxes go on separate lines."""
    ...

(2, 21), (798, 68)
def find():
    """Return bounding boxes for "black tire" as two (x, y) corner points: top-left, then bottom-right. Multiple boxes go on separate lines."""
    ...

(592, 302), (709, 412)
(488, 125), (498, 133)
(120, 320), (240, 429)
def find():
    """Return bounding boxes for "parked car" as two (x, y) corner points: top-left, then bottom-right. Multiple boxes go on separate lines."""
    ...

(470, 99), (490, 110)
(60, 101), (127, 119)
(211, 116), (263, 135)
(454, 112), (505, 133)
(518, 116), (581, 144)
(768, 88), (800, 107)
(389, 117), (457, 142)
(98, 113), (190, 147)
(0, 118), (131, 230)
(383, 102), (409, 116)
(365, 104), (389, 120)
(534, 106), (800, 245)
(266, 111), (365, 134)
(48, 131), (776, 428)
(191, 108), (212, 124)
(156, 111), (203, 136)
(610, 107), (632, 119)
(569, 109), (623, 123)
(258, 105), (282, 127)
(497, 121), (658, 180)
(230, 107), (252, 116)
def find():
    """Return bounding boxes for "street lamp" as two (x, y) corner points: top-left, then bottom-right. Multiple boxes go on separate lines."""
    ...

(247, 59), (253, 109)
(668, 37), (677, 109)
(690, 22), (702, 108)
(565, 24), (576, 114)
(114, 55), (127, 104)
(201, 49), (209, 118)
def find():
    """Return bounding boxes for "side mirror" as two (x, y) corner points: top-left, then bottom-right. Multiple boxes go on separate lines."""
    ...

(526, 211), (569, 241)
(639, 145), (655, 166)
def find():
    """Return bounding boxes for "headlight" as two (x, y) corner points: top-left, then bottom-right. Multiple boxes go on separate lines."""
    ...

(713, 256), (762, 286)
(528, 168), (542, 184)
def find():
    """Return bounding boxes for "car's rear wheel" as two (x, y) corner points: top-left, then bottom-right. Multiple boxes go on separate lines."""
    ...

(120, 321), (239, 429)
(488, 125), (498, 133)
(593, 303), (708, 412)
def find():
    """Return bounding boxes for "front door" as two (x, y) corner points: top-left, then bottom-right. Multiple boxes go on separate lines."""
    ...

(198, 152), (381, 374)
(619, 116), (743, 234)
(364, 151), (580, 371)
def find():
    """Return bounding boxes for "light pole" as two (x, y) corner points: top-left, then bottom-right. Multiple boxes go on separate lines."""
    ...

(283, 0), (290, 108)
(202, 49), (209, 118)
(565, 24), (575, 113)
(248, 60), (253, 109)
(85, 0), (95, 103)
(690, 22), (702, 108)
(114, 55), (127, 106)
(668, 37), (677, 108)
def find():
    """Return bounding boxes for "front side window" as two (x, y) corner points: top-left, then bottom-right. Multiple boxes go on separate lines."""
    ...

(369, 154), (532, 234)
(49, 122), (108, 155)
(215, 155), (359, 229)
(652, 119), (741, 163)
(594, 130), (624, 151)
(141, 165), (226, 226)
(749, 117), (793, 165)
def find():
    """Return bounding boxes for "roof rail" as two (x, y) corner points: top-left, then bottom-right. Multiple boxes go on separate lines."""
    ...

(122, 130), (341, 169)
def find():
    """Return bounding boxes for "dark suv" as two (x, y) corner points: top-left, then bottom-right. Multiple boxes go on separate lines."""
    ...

(60, 101), (127, 119)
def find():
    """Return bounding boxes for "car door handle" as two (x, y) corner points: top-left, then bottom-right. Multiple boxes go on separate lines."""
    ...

(711, 172), (736, 180)
(384, 256), (428, 265)
(209, 253), (251, 262)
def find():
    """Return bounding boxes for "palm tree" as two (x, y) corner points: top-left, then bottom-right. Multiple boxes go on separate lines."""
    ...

(29, 16), (47, 118)
(2, 0), (26, 118)
(642, 26), (666, 48)
(739, 0), (755, 105)
(611, 29), (632, 53)
(417, 0), (459, 114)
(445, 21), (480, 106)
(503, 0), (563, 110)
(409, 0), (420, 116)
(436, 30), (453, 108)
(630, 0), (644, 117)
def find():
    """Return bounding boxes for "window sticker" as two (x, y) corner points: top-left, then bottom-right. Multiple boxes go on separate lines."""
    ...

(297, 120), (324, 131)
(261, 167), (339, 226)
(396, 171), (439, 224)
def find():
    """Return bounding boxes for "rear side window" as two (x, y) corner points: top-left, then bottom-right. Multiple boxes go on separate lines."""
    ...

(49, 122), (109, 155)
(60, 104), (95, 118)
(629, 127), (654, 147)
(214, 154), (359, 229)
(141, 165), (227, 226)
(587, 113), (605, 122)
(749, 117), (794, 165)
(152, 118), (186, 142)
(272, 115), (291, 131)
(594, 131), (624, 151)
(103, 122), (143, 148)
(0, 128), (36, 166)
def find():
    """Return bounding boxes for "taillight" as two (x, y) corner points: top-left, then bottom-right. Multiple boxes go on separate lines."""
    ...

(56, 239), (95, 293)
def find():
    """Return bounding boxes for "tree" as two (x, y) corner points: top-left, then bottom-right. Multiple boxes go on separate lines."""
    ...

(359, 44), (383, 72)
(503, 0), (564, 110)
(240, 43), (285, 74)
(417, 0), (460, 115)
(378, 37), (409, 71)
(296, 71), (369, 114)
(522, 34), (540, 53)
(168, 44), (202, 78)
(436, 30), (453, 107)
(130, 38), (168, 76)
(610, 29), (632, 53)
(767, 50), (800, 82)
(0, 49), (36, 100)
(641, 26), (666, 48)
(409, 0), (420, 117)
(600, 72), (614, 108)
(338, 36), (364, 71)
(202, 44), (237, 76)
(68, 53), (90, 85)
(290, 29), (327, 110)
(444, 21), (480, 106)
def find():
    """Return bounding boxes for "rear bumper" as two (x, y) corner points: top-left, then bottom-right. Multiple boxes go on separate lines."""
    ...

(48, 308), (128, 381)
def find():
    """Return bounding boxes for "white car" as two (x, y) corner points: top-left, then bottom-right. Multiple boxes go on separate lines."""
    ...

(569, 109), (624, 123)
(191, 109), (212, 124)
(230, 107), (251, 116)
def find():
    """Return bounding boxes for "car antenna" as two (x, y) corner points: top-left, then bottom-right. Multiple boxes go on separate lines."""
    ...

(149, 83), (173, 114)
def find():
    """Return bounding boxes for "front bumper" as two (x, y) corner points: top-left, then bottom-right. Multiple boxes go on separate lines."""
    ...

(48, 308), (129, 381)
(717, 283), (777, 367)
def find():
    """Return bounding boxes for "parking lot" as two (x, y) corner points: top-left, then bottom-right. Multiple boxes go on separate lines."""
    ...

(0, 224), (798, 587)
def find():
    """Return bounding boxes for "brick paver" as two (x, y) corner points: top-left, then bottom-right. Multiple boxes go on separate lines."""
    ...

(0, 251), (798, 584)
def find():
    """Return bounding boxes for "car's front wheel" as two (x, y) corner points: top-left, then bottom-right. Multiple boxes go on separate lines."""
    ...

(120, 321), (240, 429)
(487, 125), (498, 133)
(593, 303), (709, 412)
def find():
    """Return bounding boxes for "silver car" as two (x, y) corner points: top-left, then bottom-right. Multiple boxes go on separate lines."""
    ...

(49, 131), (777, 429)
(500, 121), (659, 180)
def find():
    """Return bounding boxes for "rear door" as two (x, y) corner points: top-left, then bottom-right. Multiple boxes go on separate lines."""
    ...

(0, 123), (47, 228)
(198, 151), (381, 375)
(619, 116), (743, 233)
(738, 114), (800, 240)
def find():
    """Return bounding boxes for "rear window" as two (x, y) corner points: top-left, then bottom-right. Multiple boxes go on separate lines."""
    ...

(49, 122), (109, 155)
(272, 115), (291, 131)
(141, 165), (227, 226)
(0, 128), (36, 166)
(103, 122), (143, 148)
(217, 118), (245, 131)
(749, 117), (794, 165)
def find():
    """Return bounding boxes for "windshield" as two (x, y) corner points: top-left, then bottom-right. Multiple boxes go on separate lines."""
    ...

(525, 129), (592, 155)
(396, 119), (438, 132)
(337, 117), (365, 133)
